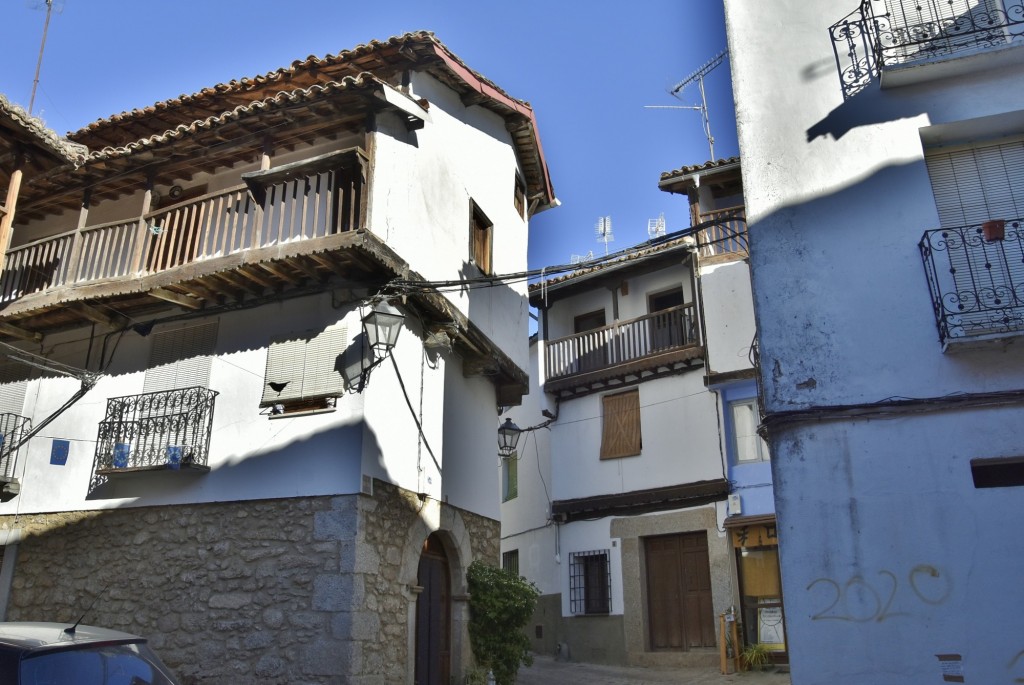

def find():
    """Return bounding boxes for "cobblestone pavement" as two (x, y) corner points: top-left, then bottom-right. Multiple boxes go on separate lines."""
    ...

(516, 655), (792, 685)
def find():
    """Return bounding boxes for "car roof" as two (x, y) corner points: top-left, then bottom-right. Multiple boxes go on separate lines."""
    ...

(0, 622), (144, 652)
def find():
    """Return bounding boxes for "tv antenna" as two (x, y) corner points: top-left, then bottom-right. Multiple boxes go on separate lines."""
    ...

(645, 49), (728, 160)
(27, 0), (64, 115)
(648, 213), (666, 240)
(595, 216), (613, 255)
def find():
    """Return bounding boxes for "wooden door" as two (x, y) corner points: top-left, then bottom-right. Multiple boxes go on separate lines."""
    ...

(415, 534), (451, 685)
(645, 532), (716, 650)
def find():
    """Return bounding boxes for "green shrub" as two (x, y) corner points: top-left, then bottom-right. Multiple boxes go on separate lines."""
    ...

(466, 560), (540, 685)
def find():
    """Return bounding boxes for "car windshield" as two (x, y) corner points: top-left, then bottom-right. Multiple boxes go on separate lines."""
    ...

(20, 642), (178, 685)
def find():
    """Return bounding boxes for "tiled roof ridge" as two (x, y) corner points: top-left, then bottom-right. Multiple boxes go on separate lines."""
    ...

(80, 72), (383, 164)
(660, 155), (740, 180)
(70, 30), (527, 141)
(0, 94), (88, 164)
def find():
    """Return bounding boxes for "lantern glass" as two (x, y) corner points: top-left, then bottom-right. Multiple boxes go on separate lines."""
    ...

(363, 301), (404, 354)
(498, 418), (522, 456)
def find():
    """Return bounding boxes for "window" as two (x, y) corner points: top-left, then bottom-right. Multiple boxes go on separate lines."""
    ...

(144, 321), (218, 393)
(600, 390), (641, 460)
(262, 324), (348, 410)
(925, 137), (1024, 227)
(502, 455), (518, 502)
(731, 399), (769, 463)
(469, 201), (493, 275)
(569, 550), (611, 615)
(513, 173), (527, 218)
(502, 549), (520, 576)
(573, 309), (606, 333)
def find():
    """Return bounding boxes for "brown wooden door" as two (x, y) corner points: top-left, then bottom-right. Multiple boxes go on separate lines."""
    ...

(415, 534), (451, 685)
(645, 532), (716, 650)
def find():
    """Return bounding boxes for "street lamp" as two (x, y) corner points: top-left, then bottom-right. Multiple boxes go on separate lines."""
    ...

(360, 300), (405, 389)
(498, 417), (522, 458)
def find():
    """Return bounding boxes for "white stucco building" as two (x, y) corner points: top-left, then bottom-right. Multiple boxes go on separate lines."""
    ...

(500, 158), (783, 667)
(722, 1), (1024, 683)
(0, 32), (555, 684)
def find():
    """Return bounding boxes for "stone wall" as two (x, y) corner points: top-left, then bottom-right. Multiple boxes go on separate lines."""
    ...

(0, 481), (499, 684)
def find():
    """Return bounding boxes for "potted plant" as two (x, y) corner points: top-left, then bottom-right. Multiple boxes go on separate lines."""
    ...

(982, 219), (1005, 242)
(741, 642), (772, 672)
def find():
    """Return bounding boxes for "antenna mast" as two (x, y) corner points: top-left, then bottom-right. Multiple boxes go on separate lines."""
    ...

(595, 216), (614, 255)
(29, 0), (59, 115)
(667, 49), (728, 160)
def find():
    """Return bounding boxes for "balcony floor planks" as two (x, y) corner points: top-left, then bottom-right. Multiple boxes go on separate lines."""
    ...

(545, 344), (705, 396)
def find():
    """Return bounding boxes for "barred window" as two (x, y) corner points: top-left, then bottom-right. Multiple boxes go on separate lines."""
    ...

(569, 550), (611, 615)
(502, 549), (520, 576)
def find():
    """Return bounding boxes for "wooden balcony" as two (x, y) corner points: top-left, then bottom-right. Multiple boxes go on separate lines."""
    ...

(696, 206), (747, 261)
(544, 304), (703, 395)
(0, 148), (380, 338)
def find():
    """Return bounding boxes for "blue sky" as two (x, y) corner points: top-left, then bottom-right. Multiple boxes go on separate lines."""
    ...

(2, 0), (737, 271)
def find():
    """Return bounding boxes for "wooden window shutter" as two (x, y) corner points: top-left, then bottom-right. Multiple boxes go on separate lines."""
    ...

(143, 321), (218, 393)
(600, 390), (641, 459)
(470, 201), (493, 275)
(262, 325), (348, 405)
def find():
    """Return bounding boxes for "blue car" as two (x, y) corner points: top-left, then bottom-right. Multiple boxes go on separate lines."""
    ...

(0, 622), (180, 684)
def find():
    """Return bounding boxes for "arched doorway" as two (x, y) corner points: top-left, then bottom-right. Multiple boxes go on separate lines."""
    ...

(415, 533), (451, 685)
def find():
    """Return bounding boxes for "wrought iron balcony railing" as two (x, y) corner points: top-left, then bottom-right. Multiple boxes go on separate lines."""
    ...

(545, 304), (698, 381)
(95, 386), (218, 474)
(0, 148), (366, 303)
(0, 412), (31, 481)
(919, 219), (1024, 345)
(831, 0), (1024, 98)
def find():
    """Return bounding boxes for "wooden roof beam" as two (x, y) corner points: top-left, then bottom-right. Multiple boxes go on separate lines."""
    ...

(0, 322), (42, 343)
(212, 270), (265, 296)
(257, 261), (302, 286)
(69, 302), (130, 328)
(149, 287), (204, 310)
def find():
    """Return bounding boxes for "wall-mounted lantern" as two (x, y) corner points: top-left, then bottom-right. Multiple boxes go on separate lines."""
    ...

(360, 300), (405, 390)
(498, 417), (523, 458)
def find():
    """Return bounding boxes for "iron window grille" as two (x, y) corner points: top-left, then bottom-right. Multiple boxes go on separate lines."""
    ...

(0, 413), (30, 480)
(569, 550), (611, 615)
(502, 550), (520, 576)
(95, 386), (218, 471)
(919, 220), (1024, 344)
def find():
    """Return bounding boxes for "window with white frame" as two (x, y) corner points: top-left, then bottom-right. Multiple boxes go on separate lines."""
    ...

(569, 550), (611, 615)
(730, 398), (769, 463)
(502, 454), (518, 502)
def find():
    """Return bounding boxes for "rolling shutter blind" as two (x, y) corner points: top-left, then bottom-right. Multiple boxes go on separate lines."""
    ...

(143, 321), (218, 393)
(600, 390), (642, 460)
(262, 326), (348, 405)
(925, 139), (1024, 227)
(0, 363), (28, 417)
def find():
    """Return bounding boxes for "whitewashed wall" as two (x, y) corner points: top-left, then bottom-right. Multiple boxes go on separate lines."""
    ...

(723, 1), (1024, 682)
(700, 260), (756, 376)
(369, 72), (530, 375)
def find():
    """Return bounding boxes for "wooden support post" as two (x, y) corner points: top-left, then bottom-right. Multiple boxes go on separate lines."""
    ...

(128, 177), (155, 274)
(731, 618), (741, 673)
(0, 165), (25, 278)
(251, 138), (272, 248)
(65, 189), (91, 284)
(719, 613), (728, 675)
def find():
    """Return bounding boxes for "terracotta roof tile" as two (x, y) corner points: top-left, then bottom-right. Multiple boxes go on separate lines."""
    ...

(529, 236), (695, 292)
(659, 156), (740, 182)
(0, 94), (87, 165)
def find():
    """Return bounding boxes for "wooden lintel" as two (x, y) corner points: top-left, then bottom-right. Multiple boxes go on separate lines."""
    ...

(0, 322), (42, 343)
(69, 302), (128, 328)
(149, 287), (203, 310)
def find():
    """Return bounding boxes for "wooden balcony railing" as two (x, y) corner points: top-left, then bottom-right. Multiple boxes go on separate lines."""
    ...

(0, 148), (366, 304)
(697, 206), (747, 259)
(545, 304), (698, 381)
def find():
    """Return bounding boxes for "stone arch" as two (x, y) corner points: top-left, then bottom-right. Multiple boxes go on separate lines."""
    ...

(399, 501), (475, 684)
